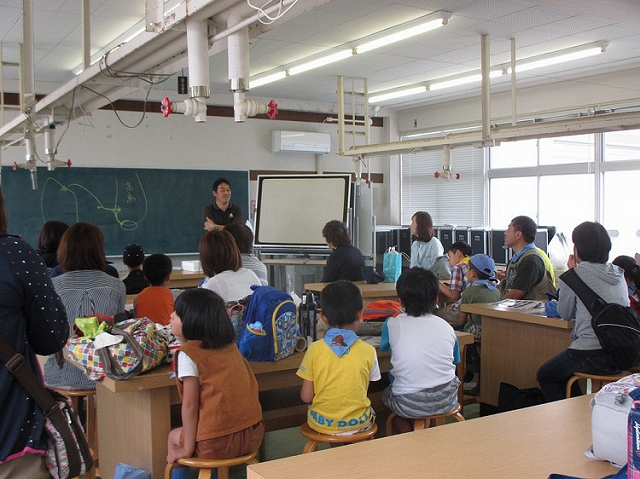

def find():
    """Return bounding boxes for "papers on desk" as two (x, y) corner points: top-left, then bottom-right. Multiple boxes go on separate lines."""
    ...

(359, 336), (381, 347)
(493, 299), (544, 310)
(181, 260), (202, 272)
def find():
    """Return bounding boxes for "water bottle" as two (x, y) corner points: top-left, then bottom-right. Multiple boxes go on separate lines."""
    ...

(308, 292), (318, 343)
(299, 293), (309, 340)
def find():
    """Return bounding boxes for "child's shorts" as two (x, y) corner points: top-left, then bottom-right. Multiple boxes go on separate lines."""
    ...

(189, 420), (264, 459)
(330, 408), (376, 436)
(382, 377), (460, 419)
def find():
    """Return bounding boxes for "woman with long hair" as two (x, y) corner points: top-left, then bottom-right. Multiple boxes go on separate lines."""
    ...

(409, 211), (444, 270)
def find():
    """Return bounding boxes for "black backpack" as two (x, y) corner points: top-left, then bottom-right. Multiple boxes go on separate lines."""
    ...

(561, 268), (640, 370)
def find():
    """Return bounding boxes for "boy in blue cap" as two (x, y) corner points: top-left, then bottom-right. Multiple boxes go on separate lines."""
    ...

(459, 254), (501, 393)
(459, 254), (501, 338)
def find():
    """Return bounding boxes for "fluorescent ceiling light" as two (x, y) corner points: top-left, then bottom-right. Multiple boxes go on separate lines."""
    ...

(250, 71), (287, 88)
(369, 41), (607, 103)
(356, 18), (446, 54)
(288, 49), (353, 75)
(430, 70), (502, 91)
(369, 86), (427, 103)
(250, 12), (450, 87)
(516, 46), (604, 73)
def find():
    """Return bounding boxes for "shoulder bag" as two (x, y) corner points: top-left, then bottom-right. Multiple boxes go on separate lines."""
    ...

(0, 333), (93, 479)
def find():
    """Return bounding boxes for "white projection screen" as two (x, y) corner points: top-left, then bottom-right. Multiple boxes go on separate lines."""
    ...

(254, 175), (351, 248)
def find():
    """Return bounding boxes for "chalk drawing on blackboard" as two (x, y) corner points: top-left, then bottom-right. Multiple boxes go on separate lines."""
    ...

(40, 174), (148, 231)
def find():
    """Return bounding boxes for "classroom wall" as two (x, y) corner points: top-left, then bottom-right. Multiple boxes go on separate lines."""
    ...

(0, 106), (391, 232)
(7, 65), (634, 247)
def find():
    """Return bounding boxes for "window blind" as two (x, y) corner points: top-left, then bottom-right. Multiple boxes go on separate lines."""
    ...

(400, 146), (486, 227)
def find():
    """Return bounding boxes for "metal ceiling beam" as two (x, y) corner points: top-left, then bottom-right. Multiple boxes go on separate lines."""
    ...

(341, 110), (640, 157)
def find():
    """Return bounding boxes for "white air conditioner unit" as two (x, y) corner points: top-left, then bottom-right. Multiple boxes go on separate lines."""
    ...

(271, 130), (331, 153)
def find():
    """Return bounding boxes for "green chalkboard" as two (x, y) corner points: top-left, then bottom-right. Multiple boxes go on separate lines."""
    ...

(1, 167), (249, 255)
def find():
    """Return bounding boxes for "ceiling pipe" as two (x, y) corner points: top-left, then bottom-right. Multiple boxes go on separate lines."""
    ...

(510, 37), (516, 127)
(481, 34), (491, 142)
(223, 7), (278, 122)
(227, 11), (249, 93)
(161, 17), (211, 123)
(82, 0), (90, 69)
(20, 0), (35, 110)
(185, 17), (210, 122)
(434, 144), (460, 180)
(13, 128), (37, 189)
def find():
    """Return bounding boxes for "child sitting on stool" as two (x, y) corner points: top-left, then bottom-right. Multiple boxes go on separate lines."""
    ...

(167, 288), (264, 478)
(297, 280), (381, 435)
(458, 254), (501, 394)
(381, 267), (461, 434)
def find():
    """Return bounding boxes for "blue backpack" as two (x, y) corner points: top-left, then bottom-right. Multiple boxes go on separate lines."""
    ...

(236, 285), (299, 362)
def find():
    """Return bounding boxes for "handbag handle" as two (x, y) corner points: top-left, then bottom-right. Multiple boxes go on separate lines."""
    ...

(96, 324), (145, 380)
(0, 333), (58, 415)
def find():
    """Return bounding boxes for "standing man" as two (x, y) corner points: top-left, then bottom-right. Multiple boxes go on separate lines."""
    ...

(496, 215), (555, 300)
(202, 177), (244, 232)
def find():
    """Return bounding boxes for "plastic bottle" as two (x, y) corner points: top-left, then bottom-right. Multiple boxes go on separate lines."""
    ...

(299, 293), (309, 340)
(308, 292), (318, 343)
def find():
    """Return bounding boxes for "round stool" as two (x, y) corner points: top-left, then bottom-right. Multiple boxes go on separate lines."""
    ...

(385, 402), (465, 436)
(565, 371), (630, 398)
(164, 451), (258, 479)
(300, 422), (378, 453)
(51, 388), (98, 464)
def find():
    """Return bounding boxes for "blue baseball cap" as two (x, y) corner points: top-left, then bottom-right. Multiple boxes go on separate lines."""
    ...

(469, 254), (496, 280)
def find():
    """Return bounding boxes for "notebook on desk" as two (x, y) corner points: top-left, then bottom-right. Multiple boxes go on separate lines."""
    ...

(493, 299), (545, 310)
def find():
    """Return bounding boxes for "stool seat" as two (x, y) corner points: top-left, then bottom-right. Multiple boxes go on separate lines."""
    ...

(300, 422), (378, 453)
(386, 402), (465, 436)
(565, 371), (630, 398)
(164, 451), (258, 479)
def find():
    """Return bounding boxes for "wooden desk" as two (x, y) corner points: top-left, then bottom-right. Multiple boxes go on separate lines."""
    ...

(460, 303), (574, 407)
(167, 269), (205, 289)
(247, 394), (617, 479)
(304, 281), (398, 308)
(96, 332), (472, 478)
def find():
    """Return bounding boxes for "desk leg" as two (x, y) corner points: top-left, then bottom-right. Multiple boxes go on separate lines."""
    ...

(96, 382), (171, 479)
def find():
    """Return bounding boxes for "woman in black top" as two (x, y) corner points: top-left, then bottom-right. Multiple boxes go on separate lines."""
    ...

(321, 220), (365, 282)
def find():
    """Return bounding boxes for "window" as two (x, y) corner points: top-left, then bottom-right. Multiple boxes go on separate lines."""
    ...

(490, 139), (537, 169)
(538, 174), (594, 237)
(603, 170), (640, 259)
(605, 130), (640, 162)
(400, 129), (640, 259)
(539, 135), (594, 165)
(489, 177), (537, 229)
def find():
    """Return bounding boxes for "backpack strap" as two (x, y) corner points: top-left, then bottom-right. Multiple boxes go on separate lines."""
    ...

(559, 268), (606, 316)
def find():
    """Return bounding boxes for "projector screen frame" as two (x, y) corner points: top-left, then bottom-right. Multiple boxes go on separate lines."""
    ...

(254, 174), (352, 250)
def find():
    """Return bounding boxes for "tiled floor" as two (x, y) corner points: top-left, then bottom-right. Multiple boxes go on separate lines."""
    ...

(222, 402), (481, 479)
